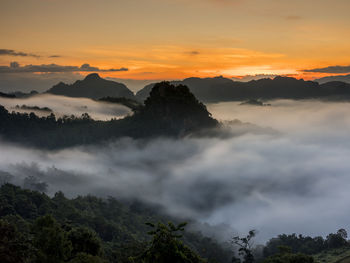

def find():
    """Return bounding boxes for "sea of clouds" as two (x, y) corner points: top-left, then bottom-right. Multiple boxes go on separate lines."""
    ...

(1, 99), (350, 242)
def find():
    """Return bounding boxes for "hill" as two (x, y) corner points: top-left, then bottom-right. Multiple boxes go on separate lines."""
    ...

(0, 183), (233, 263)
(0, 82), (218, 148)
(47, 73), (135, 99)
(136, 76), (350, 102)
(313, 247), (350, 263)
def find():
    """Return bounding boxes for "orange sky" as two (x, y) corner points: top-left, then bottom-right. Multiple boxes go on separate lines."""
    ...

(1, 0), (350, 80)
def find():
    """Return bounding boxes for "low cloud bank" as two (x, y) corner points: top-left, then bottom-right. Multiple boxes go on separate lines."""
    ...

(0, 94), (131, 120)
(1, 100), (350, 242)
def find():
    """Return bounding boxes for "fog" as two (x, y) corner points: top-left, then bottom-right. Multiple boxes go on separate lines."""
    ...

(1, 99), (350, 242)
(0, 94), (132, 120)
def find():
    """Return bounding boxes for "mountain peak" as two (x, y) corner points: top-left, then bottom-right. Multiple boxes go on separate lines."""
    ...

(84, 73), (101, 81)
(47, 73), (135, 99)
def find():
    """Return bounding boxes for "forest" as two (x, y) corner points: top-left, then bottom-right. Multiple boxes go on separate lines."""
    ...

(2, 184), (350, 263)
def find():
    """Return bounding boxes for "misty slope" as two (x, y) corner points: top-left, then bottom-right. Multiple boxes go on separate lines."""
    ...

(0, 82), (218, 148)
(136, 76), (350, 102)
(47, 73), (135, 99)
(0, 183), (233, 263)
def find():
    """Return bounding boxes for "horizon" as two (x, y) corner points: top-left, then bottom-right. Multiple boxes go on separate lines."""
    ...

(1, 0), (350, 88)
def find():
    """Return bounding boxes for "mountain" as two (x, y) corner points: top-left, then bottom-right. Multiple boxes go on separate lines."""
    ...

(47, 73), (135, 99)
(136, 76), (350, 102)
(0, 82), (218, 148)
(315, 74), (350, 84)
(131, 82), (218, 136)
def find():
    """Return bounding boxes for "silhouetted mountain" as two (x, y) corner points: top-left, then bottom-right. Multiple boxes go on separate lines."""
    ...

(136, 76), (350, 102)
(315, 74), (350, 84)
(47, 73), (135, 99)
(130, 82), (218, 137)
(0, 82), (218, 148)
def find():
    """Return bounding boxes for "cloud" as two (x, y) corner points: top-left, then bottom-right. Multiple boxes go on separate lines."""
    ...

(0, 94), (131, 120)
(2, 100), (350, 242)
(0, 49), (41, 58)
(302, 65), (350, 73)
(186, 50), (200, 56)
(314, 74), (350, 84)
(49, 55), (61, 58)
(0, 62), (128, 73)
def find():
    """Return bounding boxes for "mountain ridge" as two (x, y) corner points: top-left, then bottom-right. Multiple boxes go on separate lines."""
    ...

(136, 76), (350, 102)
(47, 73), (135, 99)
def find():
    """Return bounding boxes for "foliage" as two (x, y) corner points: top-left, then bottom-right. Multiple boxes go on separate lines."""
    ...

(132, 221), (206, 263)
(0, 184), (232, 263)
(232, 230), (256, 263)
(0, 219), (33, 263)
(263, 246), (314, 263)
(263, 230), (349, 258)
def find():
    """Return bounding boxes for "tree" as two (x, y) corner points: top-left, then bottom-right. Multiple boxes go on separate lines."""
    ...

(132, 221), (206, 263)
(67, 253), (106, 263)
(263, 246), (314, 263)
(232, 230), (256, 263)
(32, 215), (72, 263)
(68, 227), (102, 257)
(337, 228), (348, 239)
(0, 220), (33, 263)
(326, 229), (348, 249)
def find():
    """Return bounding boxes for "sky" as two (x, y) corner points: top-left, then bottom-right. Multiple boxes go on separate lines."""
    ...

(1, 0), (350, 84)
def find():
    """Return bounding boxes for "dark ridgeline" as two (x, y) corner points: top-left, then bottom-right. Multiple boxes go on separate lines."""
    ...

(0, 82), (218, 148)
(4, 73), (350, 102)
(0, 91), (16, 98)
(47, 73), (135, 99)
(136, 76), (350, 102)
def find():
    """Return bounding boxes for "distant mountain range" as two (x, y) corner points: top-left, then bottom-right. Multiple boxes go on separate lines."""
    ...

(136, 76), (350, 102)
(315, 74), (350, 84)
(46, 73), (135, 99)
(3, 73), (350, 103)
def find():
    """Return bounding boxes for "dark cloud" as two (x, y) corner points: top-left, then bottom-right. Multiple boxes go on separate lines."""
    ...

(302, 65), (350, 73)
(0, 49), (41, 58)
(314, 74), (350, 84)
(0, 62), (128, 73)
(49, 55), (61, 58)
(186, 50), (200, 55)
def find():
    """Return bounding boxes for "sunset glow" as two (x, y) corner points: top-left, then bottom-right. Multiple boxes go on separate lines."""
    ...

(1, 0), (350, 81)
